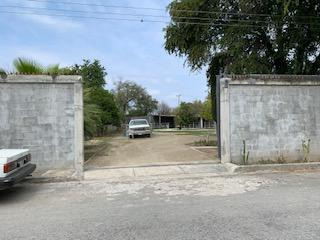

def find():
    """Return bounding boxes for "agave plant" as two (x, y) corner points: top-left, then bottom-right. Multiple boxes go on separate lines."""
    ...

(13, 57), (44, 74)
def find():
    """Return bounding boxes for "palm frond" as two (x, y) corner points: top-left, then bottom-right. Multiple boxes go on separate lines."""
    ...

(13, 57), (44, 74)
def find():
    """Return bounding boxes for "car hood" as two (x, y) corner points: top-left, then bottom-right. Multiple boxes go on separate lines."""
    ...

(129, 124), (150, 129)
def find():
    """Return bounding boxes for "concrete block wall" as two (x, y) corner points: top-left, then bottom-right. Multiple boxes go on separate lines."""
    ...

(220, 75), (320, 164)
(0, 75), (83, 178)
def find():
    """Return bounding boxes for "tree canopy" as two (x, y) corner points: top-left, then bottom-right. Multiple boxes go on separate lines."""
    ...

(70, 59), (107, 88)
(69, 59), (120, 137)
(201, 95), (213, 121)
(165, 0), (320, 120)
(113, 80), (158, 120)
(175, 102), (198, 126)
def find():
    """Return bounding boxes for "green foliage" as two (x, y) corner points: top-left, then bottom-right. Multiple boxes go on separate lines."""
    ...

(83, 89), (103, 138)
(12, 57), (64, 76)
(57, 67), (75, 75)
(0, 68), (7, 78)
(190, 100), (203, 117)
(69, 60), (121, 138)
(175, 99), (214, 126)
(47, 64), (60, 76)
(113, 80), (158, 120)
(85, 88), (120, 127)
(165, 0), (320, 121)
(201, 95), (213, 121)
(302, 139), (311, 162)
(70, 59), (106, 88)
(176, 102), (198, 126)
(13, 57), (44, 74)
(242, 140), (250, 165)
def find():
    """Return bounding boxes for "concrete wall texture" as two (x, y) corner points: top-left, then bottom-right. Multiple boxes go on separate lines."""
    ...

(220, 75), (320, 164)
(0, 75), (83, 177)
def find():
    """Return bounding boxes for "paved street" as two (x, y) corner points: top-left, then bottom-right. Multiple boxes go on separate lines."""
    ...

(1, 171), (320, 240)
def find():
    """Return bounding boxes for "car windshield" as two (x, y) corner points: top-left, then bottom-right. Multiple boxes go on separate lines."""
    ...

(129, 120), (148, 125)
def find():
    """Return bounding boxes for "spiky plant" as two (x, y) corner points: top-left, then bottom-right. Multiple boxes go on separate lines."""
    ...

(13, 57), (44, 74)
(47, 64), (60, 76)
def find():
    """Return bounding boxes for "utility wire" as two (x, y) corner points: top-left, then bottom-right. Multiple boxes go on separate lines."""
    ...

(0, 10), (268, 28)
(1, 10), (320, 30)
(25, 0), (320, 20)
(0, 5), (170, 19)
(1, 5), (320, 26)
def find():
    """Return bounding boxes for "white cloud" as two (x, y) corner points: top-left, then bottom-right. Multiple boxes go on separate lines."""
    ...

(8, 0), (84, 32)
(22, 14), (83, 32)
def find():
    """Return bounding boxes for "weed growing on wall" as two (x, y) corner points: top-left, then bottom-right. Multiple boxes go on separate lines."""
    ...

(302, 139), (311, 162)
(241, 140), (250, 165)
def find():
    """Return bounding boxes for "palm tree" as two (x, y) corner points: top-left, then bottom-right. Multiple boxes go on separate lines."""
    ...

(13, 57), (60, 75)
(13, 57), (44, 74)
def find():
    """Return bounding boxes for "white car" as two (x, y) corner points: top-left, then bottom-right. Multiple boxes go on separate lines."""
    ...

(127, 119), (152, 139)
(0, 149), (36, 190)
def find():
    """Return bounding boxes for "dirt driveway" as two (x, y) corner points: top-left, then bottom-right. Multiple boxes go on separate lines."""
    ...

(86, 132), (218, 168)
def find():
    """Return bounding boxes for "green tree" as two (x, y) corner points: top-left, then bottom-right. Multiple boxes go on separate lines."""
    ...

(190, 100), (203, 118)
(69, 60), (121, 137)
(176, 102), (198, 126)
(85, 88), (120, 127)
(113, 80), (158, 120)
(70, 59), (106, 88)
(201, 95), (213, 121)
(83, 89), (103, 138)
(165, 0), (320, 122)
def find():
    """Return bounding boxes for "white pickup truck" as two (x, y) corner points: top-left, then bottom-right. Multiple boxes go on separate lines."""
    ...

(127, 119), (152, 139)
(0, 149), (36, 190)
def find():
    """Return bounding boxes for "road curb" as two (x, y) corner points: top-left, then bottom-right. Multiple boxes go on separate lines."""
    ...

(224, 162), (320, 173)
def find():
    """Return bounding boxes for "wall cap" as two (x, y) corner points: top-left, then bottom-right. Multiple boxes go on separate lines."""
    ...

(221, 74), (320, 85)
(0, 75), (82, 83)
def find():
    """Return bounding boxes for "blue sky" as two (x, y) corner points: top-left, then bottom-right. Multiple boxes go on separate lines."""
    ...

(0, 0), (208, 107)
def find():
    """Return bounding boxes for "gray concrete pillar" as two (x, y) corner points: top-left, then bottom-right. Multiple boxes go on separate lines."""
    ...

(220, 78), (231, 163)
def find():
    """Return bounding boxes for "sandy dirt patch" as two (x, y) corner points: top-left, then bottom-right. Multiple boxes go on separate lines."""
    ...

(86, 132), (218, 168)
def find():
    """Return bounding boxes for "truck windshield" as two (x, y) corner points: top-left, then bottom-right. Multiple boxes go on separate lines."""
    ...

(129, 120), (148, 125)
